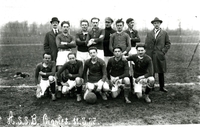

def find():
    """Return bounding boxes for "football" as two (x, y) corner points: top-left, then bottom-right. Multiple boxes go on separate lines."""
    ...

(85, 91), (97, 104)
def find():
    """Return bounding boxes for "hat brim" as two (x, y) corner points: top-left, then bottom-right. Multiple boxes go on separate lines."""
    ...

(50, 20), (60, 24)
(151, 20), (162, 24)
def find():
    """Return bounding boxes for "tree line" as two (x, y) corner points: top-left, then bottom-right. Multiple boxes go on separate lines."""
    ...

(0, 21), (199, 43)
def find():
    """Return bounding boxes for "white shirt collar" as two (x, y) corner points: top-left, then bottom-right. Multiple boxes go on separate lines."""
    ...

(53, 29), (58, 33)
(82, 31), (88, 35)
(117, 31), (123, 34)
(129, 28), (133, 32)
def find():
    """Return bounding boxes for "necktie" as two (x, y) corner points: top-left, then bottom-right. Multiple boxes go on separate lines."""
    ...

(55, 30), (58, 36)
(155, 29), (159, 38)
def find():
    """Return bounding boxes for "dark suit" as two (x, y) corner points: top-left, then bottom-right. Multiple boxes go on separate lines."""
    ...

(145, 29), (171, 89)
(44, 30), (61, 61)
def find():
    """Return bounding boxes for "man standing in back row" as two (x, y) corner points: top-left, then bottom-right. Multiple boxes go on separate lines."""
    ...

(56, 21), (76, 98)
(86, 17), (105, 60)
(145, 17), (171, 92)
(124, 18), (140, 55)
(103, 17), (116, 64)
(76, 19), (90, 64)
(109, 19), (131, 56)
(44, 17), (61, 62)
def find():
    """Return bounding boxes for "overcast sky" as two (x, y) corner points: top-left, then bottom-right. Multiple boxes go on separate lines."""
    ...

(1, 0), (199, 30)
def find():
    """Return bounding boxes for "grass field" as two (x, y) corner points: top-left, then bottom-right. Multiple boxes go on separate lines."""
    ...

(0, 35), (200, 126)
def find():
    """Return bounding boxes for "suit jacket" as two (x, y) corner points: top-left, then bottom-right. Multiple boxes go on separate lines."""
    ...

(44, 30), (61, 61)
(145, 29), (171, 73)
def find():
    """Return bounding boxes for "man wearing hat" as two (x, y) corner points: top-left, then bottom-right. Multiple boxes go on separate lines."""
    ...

(44, 17), (61, 62)
(145, 17), (171, 92)
(103, 17), (116, 64)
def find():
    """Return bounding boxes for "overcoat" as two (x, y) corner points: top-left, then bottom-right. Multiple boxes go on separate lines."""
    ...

(44, 30), (61, 61)
(145, 29), (171, 73)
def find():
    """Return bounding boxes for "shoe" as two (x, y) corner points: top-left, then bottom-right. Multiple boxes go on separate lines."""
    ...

(51, 94), (56, 101)
(125, 97), (131, 104)
(160, 88), (168, 92)
(56, 91), (62, 99)
(144, 95), (151, 103)
(77, 94), (82, 102)
(101, 92), (108, 100)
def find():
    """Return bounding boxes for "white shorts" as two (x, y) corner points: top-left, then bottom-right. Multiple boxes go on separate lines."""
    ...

(36, 76), (56, 98)
(56, 50), (70, 66)
(110, 76), (123, 85)
(110, 76), (124, 98)
(133, 78), (148, 93)
(61, 80), (76, 89)
(129, 47), (137, 55)
(39, 79), (50, 95)
(97, 49), (104, 60)
(76, 51), (90, 62)
(86, 80), (109, 91)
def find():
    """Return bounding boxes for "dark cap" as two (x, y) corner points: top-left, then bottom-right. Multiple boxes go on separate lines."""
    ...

(126, 18), (134, 24)
(50, 17), (60, 24)
(105, 17), (114, 23)
(151, 17), (163, 24)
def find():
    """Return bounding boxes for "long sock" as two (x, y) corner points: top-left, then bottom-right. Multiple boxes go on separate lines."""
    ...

(129, 76), (133, 91)
(145, 86), (151, 95)
(76, 86), (82, 94)
(57, 81), (62, 91)
(124, 88), (129, 98)
(50, 82), (56, 94)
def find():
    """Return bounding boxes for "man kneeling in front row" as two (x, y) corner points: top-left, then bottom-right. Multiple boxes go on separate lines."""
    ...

(56, 53), (84, 102)
(83, 47), (110, 101)
(125, 43), (155, 103)
(35, 52), (56, 101)
(107, 46), (131, 103)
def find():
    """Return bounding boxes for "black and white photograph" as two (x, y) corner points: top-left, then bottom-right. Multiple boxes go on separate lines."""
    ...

(0, 0), (199, 126)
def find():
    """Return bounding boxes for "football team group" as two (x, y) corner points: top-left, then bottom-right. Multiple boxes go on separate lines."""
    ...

(35, 16), (171, 104)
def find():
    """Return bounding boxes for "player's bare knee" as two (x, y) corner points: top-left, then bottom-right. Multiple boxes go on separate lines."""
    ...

(75, 77), (83, 87)
(102, 82), (110, 92)
(147, 77), (155, 88)
(62, 86), (70, 94)
(124, 77), (130, 85)
(48, 76), (55, 83)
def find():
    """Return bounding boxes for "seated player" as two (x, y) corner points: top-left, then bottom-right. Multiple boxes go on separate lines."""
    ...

(83, 47), (110, 101)
(35, 52), (56, 101)
(125, 43), (155, 103)
(56, 53), (83, 102)
(107, 47), (131, 103)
